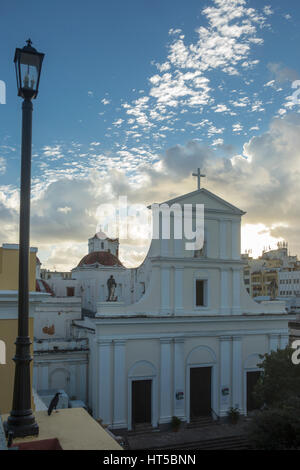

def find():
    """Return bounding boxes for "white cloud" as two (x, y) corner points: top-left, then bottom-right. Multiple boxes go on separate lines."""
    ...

(0, 157), (6, 175)
(212, 138), (224, 146)
(213, 104), (230, 113)
(263, 5), (273, 16)
(264, 80), (275, 88)
(117, 0), (267, 134)
(232, 123), (243, 132)
(112, 118), (124, 127)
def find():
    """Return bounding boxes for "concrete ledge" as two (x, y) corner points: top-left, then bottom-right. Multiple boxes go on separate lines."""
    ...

(2, 408), (122, 450)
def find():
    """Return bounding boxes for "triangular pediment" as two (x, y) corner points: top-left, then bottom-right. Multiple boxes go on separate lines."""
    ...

(151, 189), (245, 215)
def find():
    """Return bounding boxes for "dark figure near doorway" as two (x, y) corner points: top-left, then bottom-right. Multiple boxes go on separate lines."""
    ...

(107, 275), (117, 301)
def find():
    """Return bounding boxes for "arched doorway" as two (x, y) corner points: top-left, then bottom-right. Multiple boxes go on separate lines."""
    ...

(244, 354), (262, 414)
(128, 360), (158, 430)
(186, 345), (217, 422)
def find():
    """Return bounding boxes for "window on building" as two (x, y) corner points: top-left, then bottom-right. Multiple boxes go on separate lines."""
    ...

(66, 287), (75, 297)
(101, 242), (104, 249)
(196, 280), (207, 307)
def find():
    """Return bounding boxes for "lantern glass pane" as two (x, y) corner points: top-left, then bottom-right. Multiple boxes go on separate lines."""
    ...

(19, 52), (40, 91)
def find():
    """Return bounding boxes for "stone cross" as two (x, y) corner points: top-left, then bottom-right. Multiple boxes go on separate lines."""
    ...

(192, 168), (206, 190)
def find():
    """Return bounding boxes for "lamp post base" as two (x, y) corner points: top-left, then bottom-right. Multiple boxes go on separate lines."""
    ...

(3, 410), (39, 438)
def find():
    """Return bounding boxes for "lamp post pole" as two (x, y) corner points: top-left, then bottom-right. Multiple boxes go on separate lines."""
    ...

(4, 40), (44, 439)
(5, 97), (39, 438)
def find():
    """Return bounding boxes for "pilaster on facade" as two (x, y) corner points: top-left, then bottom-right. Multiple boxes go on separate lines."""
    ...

(173, 337), (185, 421)
(219, 220), (228, 260)
(231, 220), (241, 260)
(159, 338), (172, 424)
(269, 334), (279, 352)
(232, 336), (242, 412)
(174, 266), (184, 315)
(97, 339), (112, 425)
(161, 267), (171, 314)
(112, 339), (127, 429)
(232, 268), (241, 315)
(280, 334), (289, 349)
(219, 336), (232, 417)
(220, 268), (230, 315)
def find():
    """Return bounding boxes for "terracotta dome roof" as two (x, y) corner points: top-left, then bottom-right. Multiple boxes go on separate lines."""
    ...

(77, 251), (124, 268)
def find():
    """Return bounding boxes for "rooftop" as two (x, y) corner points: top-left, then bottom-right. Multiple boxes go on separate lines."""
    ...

(77, 251), (124, 268)
(1, 407), (121, 450)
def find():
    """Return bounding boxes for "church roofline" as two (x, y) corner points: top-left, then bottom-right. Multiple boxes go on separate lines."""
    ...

(90, 232), (119, 243)
(147, 188), (246, 215)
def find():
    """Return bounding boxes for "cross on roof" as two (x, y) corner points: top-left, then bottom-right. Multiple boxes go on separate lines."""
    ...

(192, 168), (206, 190)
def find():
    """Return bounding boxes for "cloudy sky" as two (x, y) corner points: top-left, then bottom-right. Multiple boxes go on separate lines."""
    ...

(0, 0), (300, 270)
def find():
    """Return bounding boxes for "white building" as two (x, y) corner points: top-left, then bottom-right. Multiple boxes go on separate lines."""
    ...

(73, 187), (292, 430)
(49, 232), (150, 313)
(33, 263), (88, 404)
(279, 270), (300, 297)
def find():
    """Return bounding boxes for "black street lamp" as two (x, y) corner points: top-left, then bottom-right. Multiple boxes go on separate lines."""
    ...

(4, 39), (44, 438)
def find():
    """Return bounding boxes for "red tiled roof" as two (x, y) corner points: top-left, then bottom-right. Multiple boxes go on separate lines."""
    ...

(78, 251), (123, 268)
(36, 279), (55, 296)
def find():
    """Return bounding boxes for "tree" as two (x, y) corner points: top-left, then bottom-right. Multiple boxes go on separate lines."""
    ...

(253, 346), (300, 407)
(248, 398), (300, 450)
(248, 347), (300, 450)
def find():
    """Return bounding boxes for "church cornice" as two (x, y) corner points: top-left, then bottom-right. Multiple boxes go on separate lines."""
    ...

(150, 256), (245, 267)
(149, 188), (246, 216)
(95, 314), (295, 340)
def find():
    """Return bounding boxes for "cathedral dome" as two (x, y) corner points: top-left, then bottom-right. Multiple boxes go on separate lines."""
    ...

(77, 251), (124, 268)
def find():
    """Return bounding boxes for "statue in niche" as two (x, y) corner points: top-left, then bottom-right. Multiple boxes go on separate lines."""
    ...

(107, 275), (117, 301)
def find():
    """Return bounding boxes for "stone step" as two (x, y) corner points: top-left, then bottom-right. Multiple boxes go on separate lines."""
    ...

(186, 416), (216, 428)
(155, 435), (249, 451)
(126, 424), (158, 437)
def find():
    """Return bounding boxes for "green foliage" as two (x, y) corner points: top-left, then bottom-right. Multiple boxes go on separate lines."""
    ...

(227, 406), (240, 424)
(247, 347), (300, 449)
(248, 398), (300, 450)
(253, 346), (300, 407)
(171, 416), (181, 429)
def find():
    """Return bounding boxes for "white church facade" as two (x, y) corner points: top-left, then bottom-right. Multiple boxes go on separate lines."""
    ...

(72, 186), (292, 430)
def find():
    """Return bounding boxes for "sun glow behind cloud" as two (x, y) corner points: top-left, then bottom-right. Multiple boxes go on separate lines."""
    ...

(241, 223), (285, 258)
